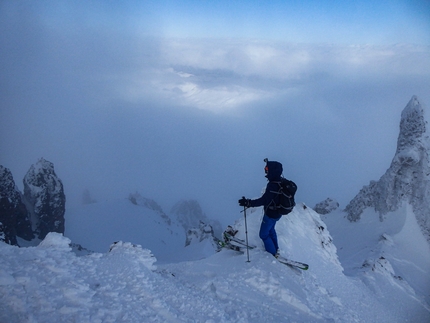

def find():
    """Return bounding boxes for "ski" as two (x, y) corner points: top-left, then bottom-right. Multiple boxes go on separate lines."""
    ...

(220, 227), (308, 269)
(218, 240), (246, 252)
(218, 231), (256, 252)
(224, 232), (256, 249)
(276, 256), (309, 270)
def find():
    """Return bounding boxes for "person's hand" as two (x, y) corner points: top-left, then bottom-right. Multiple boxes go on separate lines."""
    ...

(238, 197), (250, 207)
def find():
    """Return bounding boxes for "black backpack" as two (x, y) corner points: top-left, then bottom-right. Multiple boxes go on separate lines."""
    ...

(272, 178), (297, 215)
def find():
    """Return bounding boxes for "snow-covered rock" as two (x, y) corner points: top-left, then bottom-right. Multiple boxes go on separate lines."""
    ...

(314, 197), (339, 215)
(0, 165), (33, 244)
(23, 158), (66, 240)
(185, 221), (219, 250)
(345, 96), (430, 241)
(171, 199), (222, 237)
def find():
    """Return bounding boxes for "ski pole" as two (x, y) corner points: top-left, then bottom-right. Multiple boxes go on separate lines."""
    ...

(242, 196), (250, 262)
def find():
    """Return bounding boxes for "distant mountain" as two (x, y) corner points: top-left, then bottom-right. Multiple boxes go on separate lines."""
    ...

(129, 192), (173, 227)
(345, 96), (430, 241)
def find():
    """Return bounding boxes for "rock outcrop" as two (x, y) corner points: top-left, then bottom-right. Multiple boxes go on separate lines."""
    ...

(0, 166), (33, 245)
(185, 221), (219, 247)
(314, 198), (339, 215)
(345, 96), (430, 241)
(23, 158), (66, 240)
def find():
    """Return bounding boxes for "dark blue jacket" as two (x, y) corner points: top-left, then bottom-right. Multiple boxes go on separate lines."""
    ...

(249, 161), (283, 219)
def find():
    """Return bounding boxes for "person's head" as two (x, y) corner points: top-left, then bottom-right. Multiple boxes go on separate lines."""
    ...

(264, 158), (283, 181)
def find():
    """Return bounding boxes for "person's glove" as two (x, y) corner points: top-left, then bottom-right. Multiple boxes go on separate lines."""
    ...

(238, 197), (250, 207)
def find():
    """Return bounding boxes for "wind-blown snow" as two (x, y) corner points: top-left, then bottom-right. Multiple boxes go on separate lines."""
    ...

(1, 203), (429, 322)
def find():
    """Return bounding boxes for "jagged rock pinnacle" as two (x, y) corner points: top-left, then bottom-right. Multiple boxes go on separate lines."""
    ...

(345, 96), (430, 241)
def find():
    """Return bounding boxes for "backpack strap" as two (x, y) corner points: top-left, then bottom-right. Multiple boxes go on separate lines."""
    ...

(267, 181), (282, 211)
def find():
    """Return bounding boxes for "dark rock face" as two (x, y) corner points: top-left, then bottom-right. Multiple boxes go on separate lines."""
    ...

(0, 166), (33, 245)
(23, 158), (66, 240)
(345, 96), (430, 241)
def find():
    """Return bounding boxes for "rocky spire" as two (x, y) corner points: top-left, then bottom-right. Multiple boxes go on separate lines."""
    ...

(0, 166), (33, 244)
(23, 158), (66, 240)
(345, 96), (430, 241)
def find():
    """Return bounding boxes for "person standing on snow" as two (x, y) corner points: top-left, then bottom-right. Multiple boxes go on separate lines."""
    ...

(238, 159), (284, 257)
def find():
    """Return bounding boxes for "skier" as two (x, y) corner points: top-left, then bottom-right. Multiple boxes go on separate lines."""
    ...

(238, 159), (284, 257)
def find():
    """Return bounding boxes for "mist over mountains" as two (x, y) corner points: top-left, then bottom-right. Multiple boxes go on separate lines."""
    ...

(1, 95), (430, 322)
(1, 96), (430, 251)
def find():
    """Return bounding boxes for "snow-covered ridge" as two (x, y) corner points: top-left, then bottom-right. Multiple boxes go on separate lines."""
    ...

(2, 202), (429, 322)
(345, 96), (430, 241)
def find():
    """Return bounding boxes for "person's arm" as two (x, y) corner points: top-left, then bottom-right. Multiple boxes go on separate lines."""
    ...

(249, 182), (277, 207)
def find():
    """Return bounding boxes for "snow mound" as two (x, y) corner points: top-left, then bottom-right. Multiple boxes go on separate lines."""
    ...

(108, 241), (157, 271)
(38, 232), (71, 251)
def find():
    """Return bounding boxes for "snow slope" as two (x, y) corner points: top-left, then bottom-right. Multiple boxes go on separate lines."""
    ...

(324, 204), (430, 319)
(1, 203), (429, 322)
(65, 198), (186, 262)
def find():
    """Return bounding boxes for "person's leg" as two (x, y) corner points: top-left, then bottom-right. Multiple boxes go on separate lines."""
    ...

(269, 224), (279, 252)
(259, 215), (277, 256)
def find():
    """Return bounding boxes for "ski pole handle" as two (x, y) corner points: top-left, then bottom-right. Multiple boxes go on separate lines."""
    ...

(240, 196), (250, 212)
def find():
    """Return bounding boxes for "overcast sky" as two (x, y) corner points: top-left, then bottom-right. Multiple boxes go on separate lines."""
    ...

(1, 0), (430, 227)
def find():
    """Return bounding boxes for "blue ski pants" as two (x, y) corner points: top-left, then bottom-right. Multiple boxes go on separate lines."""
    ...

(259, 215), (280, 256)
